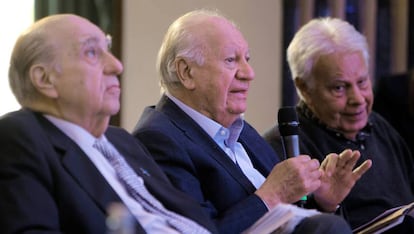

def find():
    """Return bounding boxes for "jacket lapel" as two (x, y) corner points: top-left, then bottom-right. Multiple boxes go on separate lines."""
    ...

(105, 127), (171, 184)
(239, 125), (280, 177)
(157, 95), (257, 193)
(35, 114), (122, 213)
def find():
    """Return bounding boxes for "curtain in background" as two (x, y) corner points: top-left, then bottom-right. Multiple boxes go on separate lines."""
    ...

(34, 0), (123, 126)
(281, 0), (412, 106)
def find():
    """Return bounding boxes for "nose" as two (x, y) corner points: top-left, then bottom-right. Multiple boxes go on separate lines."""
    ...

(237, 60), (255, 81)
(348, 86), (365, 105)
(104, 52), (124, 76)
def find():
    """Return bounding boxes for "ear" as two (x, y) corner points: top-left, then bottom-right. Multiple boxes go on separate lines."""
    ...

(294, 77), (311, 101)
(29, 64), (58, 98)
(176, 58), (196, 90)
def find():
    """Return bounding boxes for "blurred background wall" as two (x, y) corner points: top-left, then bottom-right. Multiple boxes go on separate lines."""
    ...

(4, 0), (413, 134)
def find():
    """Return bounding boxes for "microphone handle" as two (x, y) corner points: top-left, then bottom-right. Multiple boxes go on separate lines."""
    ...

(282, 135), (300, 158)
(282, 135), (307, 207)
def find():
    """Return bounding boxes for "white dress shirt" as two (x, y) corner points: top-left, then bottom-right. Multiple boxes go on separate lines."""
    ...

(45, 115), (180, 234)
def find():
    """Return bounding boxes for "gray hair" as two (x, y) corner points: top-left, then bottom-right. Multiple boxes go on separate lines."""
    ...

(287, 17), (369, 98)
(8, 19), (57, 106)
(156, 9), (235, 93)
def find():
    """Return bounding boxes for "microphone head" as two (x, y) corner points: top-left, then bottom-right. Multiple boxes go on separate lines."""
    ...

(278, 106), (299, 136)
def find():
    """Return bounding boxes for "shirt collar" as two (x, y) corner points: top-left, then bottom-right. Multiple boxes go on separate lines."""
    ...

(214, 118), (244, 150)
(43, 114), (104, 148)
(166, 94), (244, 149)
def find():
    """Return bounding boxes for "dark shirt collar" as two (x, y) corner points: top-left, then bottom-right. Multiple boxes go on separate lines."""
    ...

(297, 101), (372, 144)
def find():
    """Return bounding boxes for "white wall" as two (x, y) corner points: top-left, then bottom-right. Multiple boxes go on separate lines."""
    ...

(121, 0), (282, 134)
(0, 0), (34, 116)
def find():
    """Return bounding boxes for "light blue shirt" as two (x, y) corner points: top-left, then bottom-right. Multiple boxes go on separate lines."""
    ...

(167, 94), (266, 188)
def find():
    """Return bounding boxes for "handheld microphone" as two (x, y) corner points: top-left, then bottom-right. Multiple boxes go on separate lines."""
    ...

(278, 106), (300, 159)
(277, 106), (307, 207)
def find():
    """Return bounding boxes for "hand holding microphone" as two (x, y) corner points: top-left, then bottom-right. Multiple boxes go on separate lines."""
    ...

(255, 107), (321, 209)
(278, 106), (308, 207)
(277, 107), (372, 212)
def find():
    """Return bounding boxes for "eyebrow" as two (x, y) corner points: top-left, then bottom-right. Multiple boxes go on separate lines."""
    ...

(79, 34), (112, 50)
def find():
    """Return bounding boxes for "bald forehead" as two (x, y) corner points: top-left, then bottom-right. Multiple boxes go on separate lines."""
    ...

(188, 16), (241, 40)
(189, 15), (235, 31)
(201, 17), (246, 45)
(33, 14), (108, 49)
(31, 14), (87, 31)
(30, 14), (103, 40)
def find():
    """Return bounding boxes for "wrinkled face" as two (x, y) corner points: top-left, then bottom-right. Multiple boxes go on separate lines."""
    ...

(301, 52), (373, 140)
(49, 16), (123, 122)
(185, 18), (255, 127)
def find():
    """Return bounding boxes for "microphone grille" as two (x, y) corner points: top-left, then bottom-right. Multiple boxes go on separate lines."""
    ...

(278, 106), (299, 136)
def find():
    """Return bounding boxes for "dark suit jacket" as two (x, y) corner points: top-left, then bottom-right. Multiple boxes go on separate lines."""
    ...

(0, 108), (217, 234)
(133, 95), (281, 234)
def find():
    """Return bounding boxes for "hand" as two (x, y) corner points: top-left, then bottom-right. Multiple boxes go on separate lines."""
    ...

(255, 155), (321, 208)
(313, 149), (372, 211)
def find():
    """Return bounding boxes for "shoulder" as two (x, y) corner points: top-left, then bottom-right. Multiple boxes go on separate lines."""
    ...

(136, 105), (171, 129)
(0, 109), (46, 141)
(133, 99), (198, 138)
(0, 109), (59, 174)
(241, 121), (264, 139)
(106, 125), (133, 137)
(370, 111), (397, 130)
(133, 108), (181, 147)
(135, 96), (178, 129)
(0, 109), (35, 127)
(106, 126), (149, 151)
(369, 111), (409, 147)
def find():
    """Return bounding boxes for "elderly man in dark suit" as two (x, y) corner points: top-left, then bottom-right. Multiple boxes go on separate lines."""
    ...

(0, 14), (217, 234)
(133, 9), (371, 234)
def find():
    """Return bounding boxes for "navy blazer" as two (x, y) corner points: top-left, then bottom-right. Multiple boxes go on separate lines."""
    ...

(0, 108), (217, 234)
(133, 95), (281, 234)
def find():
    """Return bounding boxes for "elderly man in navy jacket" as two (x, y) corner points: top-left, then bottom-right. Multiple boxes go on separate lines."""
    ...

(133, 9), (371, 234)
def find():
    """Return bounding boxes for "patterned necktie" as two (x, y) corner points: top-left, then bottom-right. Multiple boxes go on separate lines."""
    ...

(93, 139), (210, 234)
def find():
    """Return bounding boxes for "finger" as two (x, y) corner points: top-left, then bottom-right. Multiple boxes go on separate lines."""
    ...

(295, 155), (319, 169)
(336, 149), (353, 168)
(345, 150), (362, 170)
(352, 159), (373, 179)
(306, 166), (322, 182)
(296, 154), (312, 162)
(320, 152), (338, 168)
(284, 155), (308, 166)
(309, 158), (320, 170)
(321, 153), (338, 176)
(339, 149), (361, 170)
